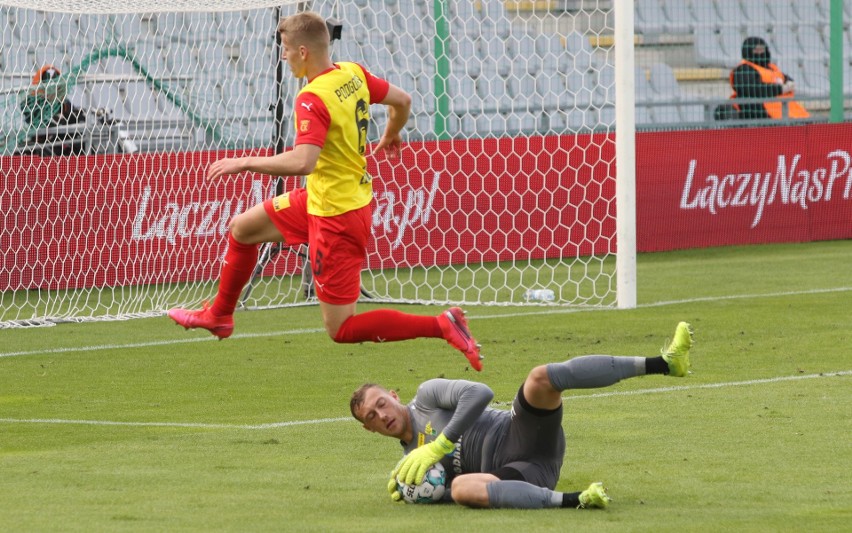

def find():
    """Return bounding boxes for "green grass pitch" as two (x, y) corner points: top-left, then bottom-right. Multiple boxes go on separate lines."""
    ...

(1, 240), (850, 532)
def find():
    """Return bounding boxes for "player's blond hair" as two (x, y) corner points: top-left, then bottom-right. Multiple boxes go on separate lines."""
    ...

(277, 12), (329, 54)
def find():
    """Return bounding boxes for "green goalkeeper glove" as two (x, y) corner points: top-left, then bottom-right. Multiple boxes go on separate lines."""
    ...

(387, 475), (403, 502)
(392, 434), (455, 485)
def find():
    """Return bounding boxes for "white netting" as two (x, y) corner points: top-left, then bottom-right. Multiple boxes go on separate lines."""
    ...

(0, 1), (296, 14)
(1, 0), (621, 327)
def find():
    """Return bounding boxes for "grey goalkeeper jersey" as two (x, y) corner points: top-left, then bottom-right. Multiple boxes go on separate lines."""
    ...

(401, 378), (511, 479)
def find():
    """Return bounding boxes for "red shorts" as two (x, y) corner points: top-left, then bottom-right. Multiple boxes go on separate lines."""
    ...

(263, 188), (370, 305)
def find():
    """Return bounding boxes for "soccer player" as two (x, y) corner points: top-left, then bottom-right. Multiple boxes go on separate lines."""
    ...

(350, 322), (695, 509)
(168, 12), (482, 371)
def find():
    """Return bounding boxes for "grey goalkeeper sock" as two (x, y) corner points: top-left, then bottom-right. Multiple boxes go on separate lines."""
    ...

(546, 355), (645, 391)
(486, 480), (563, 509)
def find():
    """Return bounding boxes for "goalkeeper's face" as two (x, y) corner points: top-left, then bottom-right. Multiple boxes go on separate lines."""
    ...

(355, 387), (409, 440)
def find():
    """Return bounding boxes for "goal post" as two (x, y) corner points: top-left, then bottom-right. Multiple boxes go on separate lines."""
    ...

(0, 0), (636, 327)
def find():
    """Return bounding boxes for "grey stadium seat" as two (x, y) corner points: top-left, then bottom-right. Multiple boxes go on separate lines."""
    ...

(694, 27), (729, 68)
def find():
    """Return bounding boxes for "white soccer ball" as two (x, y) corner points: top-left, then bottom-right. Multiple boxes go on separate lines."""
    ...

(396, 462), (447, 504)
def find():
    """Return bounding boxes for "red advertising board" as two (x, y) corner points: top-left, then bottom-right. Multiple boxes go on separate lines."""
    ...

(2, 123), (850, 291)
(637, 123), (852, 251)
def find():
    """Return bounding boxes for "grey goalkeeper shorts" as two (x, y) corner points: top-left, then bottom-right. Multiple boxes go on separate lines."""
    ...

(490, 386), (566, 489)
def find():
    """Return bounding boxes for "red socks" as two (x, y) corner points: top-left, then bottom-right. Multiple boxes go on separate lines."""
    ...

(334, 309), (442, 343)
(211, 233), (259, 317)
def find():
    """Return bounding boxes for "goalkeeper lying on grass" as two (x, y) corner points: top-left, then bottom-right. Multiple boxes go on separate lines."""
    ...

(350, 322), (694, 509)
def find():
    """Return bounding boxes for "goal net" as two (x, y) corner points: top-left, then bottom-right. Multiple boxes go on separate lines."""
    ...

(0, 0), (628, 327)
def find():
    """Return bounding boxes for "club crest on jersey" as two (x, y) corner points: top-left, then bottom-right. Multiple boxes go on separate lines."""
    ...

(299, 119), (311, 133)
(416, 421), (438, 447)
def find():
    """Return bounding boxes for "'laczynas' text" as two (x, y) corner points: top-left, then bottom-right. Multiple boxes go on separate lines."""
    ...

(680, 150), (852, 228)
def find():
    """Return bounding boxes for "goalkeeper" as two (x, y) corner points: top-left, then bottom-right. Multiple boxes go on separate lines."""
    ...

(350, 322), (694, 509)
(168, 12), (482, 371)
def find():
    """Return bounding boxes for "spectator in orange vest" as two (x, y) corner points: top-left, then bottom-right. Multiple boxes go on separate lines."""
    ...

(729, 36), (810, 120)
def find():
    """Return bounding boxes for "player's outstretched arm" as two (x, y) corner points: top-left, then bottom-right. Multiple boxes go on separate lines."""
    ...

(206, 144), (322, 180)
(373, 83), (411, 160)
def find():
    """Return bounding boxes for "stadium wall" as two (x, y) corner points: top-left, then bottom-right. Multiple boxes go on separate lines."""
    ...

(3, 123), (851, 291)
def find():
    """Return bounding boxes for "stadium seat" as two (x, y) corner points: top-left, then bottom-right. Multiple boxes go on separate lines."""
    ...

(88, 83), (129, 119)
(512, 32), (542, 76)
(154, 12), (185, 42)
(32, 46), (63, 73)
(635, 66), (655, 104)
(546, 110), (566, 132)
(336, 40), (363, 65)
(769, 26), (803, 65)
(565, 70), (592, 108)
(796, 25), (827, 61)
(2, 46), (33, 75)
(102, 56), (138, 77)
(801, 61), (829, 97)
(124, 81), (162, 118)
(793, 1), (828, 24)
(636, 105), (654, 125)
(537, 72), (569, 111)
(563, 31), (594, 73)
(689, 0), (719, 29)
(648, 63), (681, 102)
(111, 14), (146, 44)
(598, 105), (615, 127)
(372, 9), (393, 36)
(478, 71), (506, 114)
(414, 113), (432, 138)
(218, 11), (249, 44)
(766, 2), (797, 24)
(714, 1), (743, 30)
(565, 108), (589, 131)
(197, 42), (236, 78)
(14, 9), (49, 45)
(221, 78), (254, 116)
(694, 27), (729, 68)
(185, 12), (219, 43)
(660, 0), (692, 34)
(240, 38), (275, 75)
(244, 8), (275, 35)
(519, 112), (537, 134)
(593, 63), (615, 106)
(634, 0), (665, 34)
(719, 27), (746, 65)
(447, 73), (475, 114)
(45, 11), (79, 42)
(739, 0), (768, 26)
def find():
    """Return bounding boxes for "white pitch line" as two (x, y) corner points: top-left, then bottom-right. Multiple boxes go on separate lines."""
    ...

(0, 372), (847, 431)
(0, 416), (353, 430)
(0, 327), (326, 358)
(2, 286), (851, 360)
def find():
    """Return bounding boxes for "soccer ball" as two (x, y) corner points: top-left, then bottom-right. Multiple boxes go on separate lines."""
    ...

(396, 462), (447, 504)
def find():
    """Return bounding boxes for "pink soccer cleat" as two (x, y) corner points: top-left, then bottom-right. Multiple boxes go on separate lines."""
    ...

(167, 302), (234, 339)
(437, 307), (483, 371)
